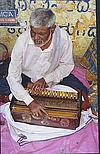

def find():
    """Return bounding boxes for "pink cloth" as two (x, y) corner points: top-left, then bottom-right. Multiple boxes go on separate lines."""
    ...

(71, 66), (91, 89)
(1, 115), (99, 154)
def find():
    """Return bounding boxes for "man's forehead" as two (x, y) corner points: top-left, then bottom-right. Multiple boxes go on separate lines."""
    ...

(31, 26), (50, 32)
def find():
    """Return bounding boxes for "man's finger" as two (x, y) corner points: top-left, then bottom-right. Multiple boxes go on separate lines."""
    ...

(31, 111), (36, 116)
(40, 106), (48, 116)
(35, 112), (39, 117)
(40, 85), (45, 90)
(38, 110), (43, 116)
(32, 84), (36, 90)
(34, 85), (40, 91)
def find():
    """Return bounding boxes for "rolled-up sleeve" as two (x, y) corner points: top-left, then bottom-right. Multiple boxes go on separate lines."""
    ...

(7, 35), (34, 106)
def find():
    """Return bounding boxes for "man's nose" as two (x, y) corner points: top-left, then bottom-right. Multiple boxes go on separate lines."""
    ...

(34, 33), (40, 40)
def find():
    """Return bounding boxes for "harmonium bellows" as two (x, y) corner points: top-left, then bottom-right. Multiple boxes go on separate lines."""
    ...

(10, 89), (82, 130)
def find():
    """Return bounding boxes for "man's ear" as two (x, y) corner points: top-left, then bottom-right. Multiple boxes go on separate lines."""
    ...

(50, 24), (56, 33)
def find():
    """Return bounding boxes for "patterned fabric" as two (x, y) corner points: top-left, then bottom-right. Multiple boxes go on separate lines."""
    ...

(88, 81), (98, 116)
(80, 37), (98, 116)
(80, 37), (97, 82)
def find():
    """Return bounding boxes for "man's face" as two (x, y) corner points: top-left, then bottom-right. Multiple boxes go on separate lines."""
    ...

(30, 26), (51, 47)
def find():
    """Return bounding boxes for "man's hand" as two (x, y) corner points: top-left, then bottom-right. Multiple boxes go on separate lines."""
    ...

(32, 78), (48, 91)
(27, 78), (48, 116)
(28, 100), (48, 117)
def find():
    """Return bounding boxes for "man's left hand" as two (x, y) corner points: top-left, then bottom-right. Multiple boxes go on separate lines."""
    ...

(32, 78), (48, 91)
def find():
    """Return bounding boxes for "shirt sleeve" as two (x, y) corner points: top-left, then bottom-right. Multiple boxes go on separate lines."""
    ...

(7, 34), (34, 106)
(44, 35), (74, 84)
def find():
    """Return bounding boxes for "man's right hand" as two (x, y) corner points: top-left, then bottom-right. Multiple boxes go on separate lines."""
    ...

(28, 100), (48, 117)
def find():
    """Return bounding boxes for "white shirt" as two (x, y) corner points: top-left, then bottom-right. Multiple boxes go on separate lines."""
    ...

(7, 26), (74, 106)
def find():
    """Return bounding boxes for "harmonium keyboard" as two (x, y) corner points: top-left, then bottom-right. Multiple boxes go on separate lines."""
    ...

(10, 88), (82, 130)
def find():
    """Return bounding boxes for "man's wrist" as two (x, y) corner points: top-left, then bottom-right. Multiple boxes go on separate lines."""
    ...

(23, 94), (34, 106)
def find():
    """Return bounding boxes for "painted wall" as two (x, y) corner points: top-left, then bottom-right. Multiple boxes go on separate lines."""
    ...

(0, 0), (96, 63)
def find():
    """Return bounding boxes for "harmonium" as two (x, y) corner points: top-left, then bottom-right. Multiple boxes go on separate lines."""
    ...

(10, 88), (82, 130)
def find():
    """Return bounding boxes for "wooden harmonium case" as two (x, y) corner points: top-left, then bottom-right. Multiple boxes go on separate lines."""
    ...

(10, 89), (82, 130)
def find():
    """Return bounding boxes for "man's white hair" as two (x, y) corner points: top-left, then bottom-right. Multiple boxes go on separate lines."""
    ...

(30, 8), (56, 27)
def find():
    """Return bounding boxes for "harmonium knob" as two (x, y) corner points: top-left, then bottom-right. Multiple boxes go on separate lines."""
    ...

(54, 91), (58, 97)
(59, 91), (64, 98)
(44, 89), (48, 96)
(57, 91), (61, 98)
(70, 93), (74, 99)
(42, 91), (45, 96)
(47, 90), (51, 97)
(47, 91), (50, 96)
(62, 91), (66, 98)
(50, 91), (54, 97)
(73, 93), (78, 99)
(65, 93), (68, 98)
(67, 93), (71, 99)
(53, 91), (58, 97)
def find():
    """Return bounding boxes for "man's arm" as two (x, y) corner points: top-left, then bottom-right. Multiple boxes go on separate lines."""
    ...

(7, 35), (34, 106)
(7, 33), (48, 116)
(44, 36), (74, 85)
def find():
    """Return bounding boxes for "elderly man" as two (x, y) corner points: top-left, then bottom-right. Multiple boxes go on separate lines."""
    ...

(7, 8), (75, 117)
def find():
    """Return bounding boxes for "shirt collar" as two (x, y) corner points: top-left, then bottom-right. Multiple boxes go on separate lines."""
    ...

(27, 27), (57, 51)
(28, 29), (34, 45)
